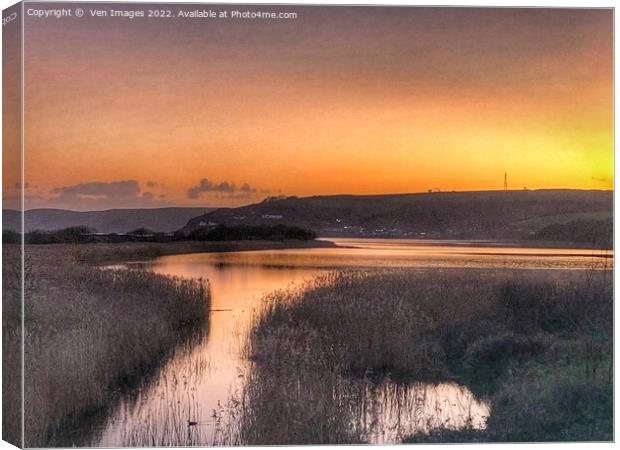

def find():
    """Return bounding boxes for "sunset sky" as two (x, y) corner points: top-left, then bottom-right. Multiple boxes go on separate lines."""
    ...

(9, 5), (614, 210)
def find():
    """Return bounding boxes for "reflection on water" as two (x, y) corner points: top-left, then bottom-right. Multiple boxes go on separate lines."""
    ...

(97, 263), (321, 446)
(93, 239), (611, 446)
(360, 381), (489, 444)
(49, 312), (210, 447)
(171, 238), (611, 271)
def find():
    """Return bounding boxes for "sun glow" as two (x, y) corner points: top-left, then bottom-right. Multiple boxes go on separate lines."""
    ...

(12, 6), (613, 210)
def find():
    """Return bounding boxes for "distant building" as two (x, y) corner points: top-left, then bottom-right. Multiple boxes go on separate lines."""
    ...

(198, 221), (217, 227)
(261, 214), (283, 219)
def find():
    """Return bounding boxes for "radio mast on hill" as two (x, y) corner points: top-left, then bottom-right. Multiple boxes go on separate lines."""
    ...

(504, 172), (508, 191)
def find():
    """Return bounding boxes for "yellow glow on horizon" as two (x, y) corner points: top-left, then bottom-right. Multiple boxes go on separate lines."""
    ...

(17, 7), (613, 209)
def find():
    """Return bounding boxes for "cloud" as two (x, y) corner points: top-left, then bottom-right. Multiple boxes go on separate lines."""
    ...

(51, 180), (141, 199)
(44, 180), (169, 210)
(239, 183), (256, 193)
(187, 178), (262, 199)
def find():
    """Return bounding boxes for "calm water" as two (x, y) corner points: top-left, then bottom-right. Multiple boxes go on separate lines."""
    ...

(89, 239), (610, 446)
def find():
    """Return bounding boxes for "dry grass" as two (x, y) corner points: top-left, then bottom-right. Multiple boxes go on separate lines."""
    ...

(3, 246), (23, 447)
(233, 320), (366, 445)
(3, 245), (211, 447)
(240, 268), (612, 443)
(251, 270), (502, 379)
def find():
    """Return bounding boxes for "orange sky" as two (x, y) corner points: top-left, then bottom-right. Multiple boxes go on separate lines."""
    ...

(10, 5), (614, 210)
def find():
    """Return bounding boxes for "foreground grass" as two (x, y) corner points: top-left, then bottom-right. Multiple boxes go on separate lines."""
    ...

(242, 269), (612, 443)
(3, 245), (211, 447)
(2, 247), (22, 446)
(4, 239), (331, 446)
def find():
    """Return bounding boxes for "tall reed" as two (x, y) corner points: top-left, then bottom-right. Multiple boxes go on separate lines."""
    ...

(11, 245), (211, 447)
(240, 268), (612, 443)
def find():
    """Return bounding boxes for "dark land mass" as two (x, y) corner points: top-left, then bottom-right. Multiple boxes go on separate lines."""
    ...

(3, 224), (318, 247)
(2, 207), (211, 233)
(181, 189), (612, 248)
(187, 224), (316, 241)
(6, 239), (335, 265)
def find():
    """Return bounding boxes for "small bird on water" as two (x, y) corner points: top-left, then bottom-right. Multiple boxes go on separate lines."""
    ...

(187, 420), (198, 427)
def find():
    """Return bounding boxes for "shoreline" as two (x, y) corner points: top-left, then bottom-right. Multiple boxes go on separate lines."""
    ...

(319, 236), (613, 251)
(15, 239), (336, 265)
(11, 235), (611, 266)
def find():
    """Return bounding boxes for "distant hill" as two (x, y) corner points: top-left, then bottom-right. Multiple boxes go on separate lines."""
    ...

(180, 190), (612, 247)
(3, 207), (211, 234)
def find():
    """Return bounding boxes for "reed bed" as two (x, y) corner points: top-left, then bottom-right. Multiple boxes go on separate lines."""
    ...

(81, 267), (612, 445)
(3, 245), (211, 447)
(240, 268), (612, 443)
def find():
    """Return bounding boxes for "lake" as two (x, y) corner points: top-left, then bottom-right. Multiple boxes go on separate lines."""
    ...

(86, 239), (611, 446)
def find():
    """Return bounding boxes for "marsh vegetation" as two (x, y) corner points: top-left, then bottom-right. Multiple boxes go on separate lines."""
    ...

(111, 261), (612, 445)
(4, 239), (613, 446)
(3, 245), (211, 447)
(235, 268), (612, 443)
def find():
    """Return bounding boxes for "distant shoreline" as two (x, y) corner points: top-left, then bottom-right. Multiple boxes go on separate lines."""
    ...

(10, 239), (337, 265)
(318, 236), (613, 251)
(7, 237), (611, 268)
